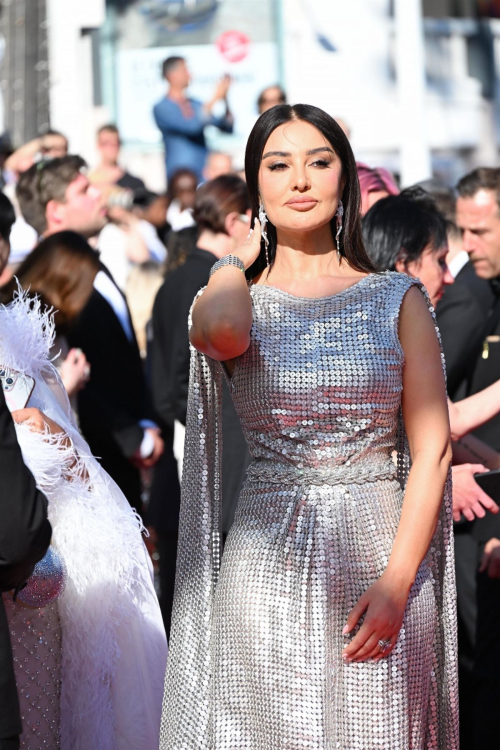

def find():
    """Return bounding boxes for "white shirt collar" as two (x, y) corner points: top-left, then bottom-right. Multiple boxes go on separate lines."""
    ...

(93, 270), (134, 343)
(447, 250), (469, 279)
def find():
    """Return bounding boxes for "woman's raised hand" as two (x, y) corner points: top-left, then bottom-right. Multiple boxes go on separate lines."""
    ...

(11, 407), (73, 449)
(12, 407), (81, 475)
(231, 217), (262, 271)
(341, 570), (410, 663)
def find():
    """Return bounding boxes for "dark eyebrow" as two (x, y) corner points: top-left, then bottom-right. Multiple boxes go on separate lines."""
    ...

(306, 147), (334, 156)
(261, 146), (335, 160)
(261, 150), (290, 159)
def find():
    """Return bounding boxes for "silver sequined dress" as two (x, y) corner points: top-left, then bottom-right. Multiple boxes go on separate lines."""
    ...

(160, 271), (459, 749)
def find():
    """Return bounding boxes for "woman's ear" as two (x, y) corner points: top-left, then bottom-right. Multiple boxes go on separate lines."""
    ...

(394, 255), (407, 274)
(224, 211), (239, 236)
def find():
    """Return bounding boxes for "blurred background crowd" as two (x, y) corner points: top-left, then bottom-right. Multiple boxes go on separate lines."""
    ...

(3, 1), (500, 748)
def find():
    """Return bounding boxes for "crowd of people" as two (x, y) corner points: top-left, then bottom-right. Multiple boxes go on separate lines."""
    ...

(0, 52), (499, 750)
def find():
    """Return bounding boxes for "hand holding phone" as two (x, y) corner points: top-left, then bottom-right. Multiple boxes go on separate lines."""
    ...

(452, 464), (498, 522)
(474, 468), (500, 503)
(0, 366), (35, 412)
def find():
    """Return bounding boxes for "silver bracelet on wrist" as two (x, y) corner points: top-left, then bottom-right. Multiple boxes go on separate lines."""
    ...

(209, 254), (245, 278)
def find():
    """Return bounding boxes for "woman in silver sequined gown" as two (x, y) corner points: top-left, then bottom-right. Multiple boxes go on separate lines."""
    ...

(161, 105), (459, 749)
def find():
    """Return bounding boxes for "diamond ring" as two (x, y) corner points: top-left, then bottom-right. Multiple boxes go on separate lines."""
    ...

(378, 639), (391, 652)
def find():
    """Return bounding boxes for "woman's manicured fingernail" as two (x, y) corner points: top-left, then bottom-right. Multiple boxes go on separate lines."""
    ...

(342, 625), (350, 635)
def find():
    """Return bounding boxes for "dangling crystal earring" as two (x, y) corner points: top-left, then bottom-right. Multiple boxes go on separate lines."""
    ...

(335, 199), (344, 262)
(259, 203), (270, 267)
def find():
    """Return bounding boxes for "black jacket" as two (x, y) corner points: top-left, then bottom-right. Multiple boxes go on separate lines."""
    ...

(68, 274), (156, 459)
(0, 386), (51, 739)
(149, 247), (250, 533)
(150, 248), (213, 430)
(466, 284), (500, 452)
(436, 260), (495, 401)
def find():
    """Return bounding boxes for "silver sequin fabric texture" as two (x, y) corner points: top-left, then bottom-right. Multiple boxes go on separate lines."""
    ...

(17, 546), (67, 608)
(160, 271), (459, 749)
(3, 596), (62, 748)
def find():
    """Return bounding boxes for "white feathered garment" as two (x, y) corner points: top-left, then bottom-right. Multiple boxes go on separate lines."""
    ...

(0, 291), (168, 750)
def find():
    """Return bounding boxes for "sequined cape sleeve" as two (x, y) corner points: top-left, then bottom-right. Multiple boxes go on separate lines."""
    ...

(160, 288), (224, 743)
(395, 276), (458, 747)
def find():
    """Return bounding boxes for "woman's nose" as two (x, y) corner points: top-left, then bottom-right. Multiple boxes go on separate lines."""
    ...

(291, 168), (310, 191)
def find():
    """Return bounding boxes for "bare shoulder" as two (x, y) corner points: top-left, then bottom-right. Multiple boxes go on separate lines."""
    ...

(399, 284), (440, 354)
(400, 284), (431, 316)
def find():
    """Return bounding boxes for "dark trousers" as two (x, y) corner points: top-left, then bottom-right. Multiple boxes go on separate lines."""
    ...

(473, 569), (500, 749)
(455, 526), (500, 749)
(455, 530), (478, 750)
(0, 738), (20, 750)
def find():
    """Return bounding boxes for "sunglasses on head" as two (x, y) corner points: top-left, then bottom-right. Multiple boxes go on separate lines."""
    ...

(36, 158), (51, 194)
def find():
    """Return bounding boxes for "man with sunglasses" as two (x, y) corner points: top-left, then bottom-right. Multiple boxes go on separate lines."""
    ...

(17, 156), (107, 241)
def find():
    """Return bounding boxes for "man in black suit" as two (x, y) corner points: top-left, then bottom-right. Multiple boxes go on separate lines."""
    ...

(456, 169), (500, 451)
(16, 156), (164, 514)
(433, 187), (499, 748)
(435, 188), (496, 401)
(450, 167), (500, 749)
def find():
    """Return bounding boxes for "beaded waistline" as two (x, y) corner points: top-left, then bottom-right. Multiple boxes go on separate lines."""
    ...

(245, 457), (397, 487)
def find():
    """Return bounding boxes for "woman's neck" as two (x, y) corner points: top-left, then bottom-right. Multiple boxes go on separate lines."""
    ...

(197, 229), (233, 259)
(272, 224), (356, 281)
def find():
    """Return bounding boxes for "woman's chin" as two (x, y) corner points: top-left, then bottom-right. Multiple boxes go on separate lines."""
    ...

(274, 216), (334, 234)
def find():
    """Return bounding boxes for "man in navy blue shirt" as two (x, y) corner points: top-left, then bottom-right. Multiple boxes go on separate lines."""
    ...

(153, 56), (234, 183)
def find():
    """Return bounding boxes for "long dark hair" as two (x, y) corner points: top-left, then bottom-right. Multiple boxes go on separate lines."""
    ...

(244, 103), (376, 275)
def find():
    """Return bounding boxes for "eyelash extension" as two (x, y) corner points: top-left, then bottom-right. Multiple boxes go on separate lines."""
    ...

(268, 159), (332, 172)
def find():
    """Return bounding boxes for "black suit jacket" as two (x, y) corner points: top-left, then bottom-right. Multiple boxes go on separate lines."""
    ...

(149, 247), (249, 533)
(68, 272), (155, 460)
(436, 260), (495, 400)
(467, 287), (500, 452)
(0, 387), (51, 739)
